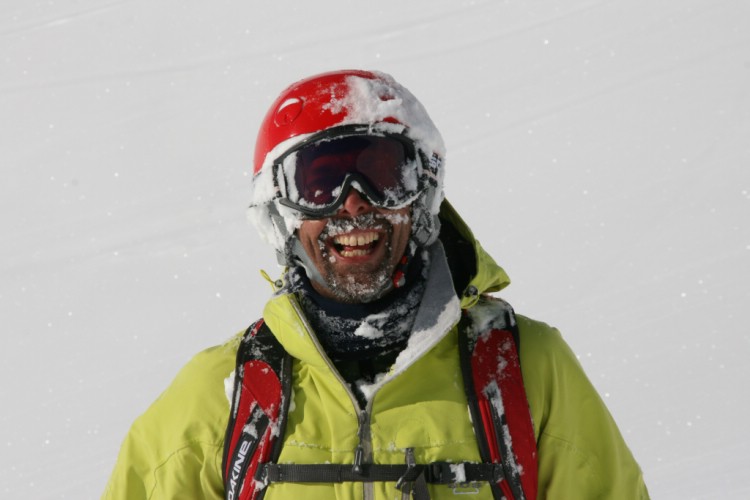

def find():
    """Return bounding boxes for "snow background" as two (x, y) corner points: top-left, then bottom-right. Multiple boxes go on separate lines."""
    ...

(1, 0), (748, 497)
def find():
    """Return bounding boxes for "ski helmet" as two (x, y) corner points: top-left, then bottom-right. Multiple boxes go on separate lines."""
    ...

(247, 70), (446, 265)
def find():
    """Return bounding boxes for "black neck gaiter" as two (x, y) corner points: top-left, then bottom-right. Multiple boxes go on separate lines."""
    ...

(292, 250), (430, 406)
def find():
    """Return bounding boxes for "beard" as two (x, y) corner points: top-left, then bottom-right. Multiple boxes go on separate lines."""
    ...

(319, 253), (395, 303)
(317, 213), (399, 303)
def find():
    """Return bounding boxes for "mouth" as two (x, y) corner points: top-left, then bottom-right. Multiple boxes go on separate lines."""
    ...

(330, 231), (381, 258)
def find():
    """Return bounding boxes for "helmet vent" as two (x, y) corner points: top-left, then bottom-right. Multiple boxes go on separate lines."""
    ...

(274, 97), (303, 127)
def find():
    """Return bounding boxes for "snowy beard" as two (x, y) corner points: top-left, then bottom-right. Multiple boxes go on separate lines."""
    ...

(316, 213), (404, 303)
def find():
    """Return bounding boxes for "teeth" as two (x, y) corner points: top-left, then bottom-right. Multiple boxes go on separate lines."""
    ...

(333, 232), (379, 247)
(340, 248), (371, 257)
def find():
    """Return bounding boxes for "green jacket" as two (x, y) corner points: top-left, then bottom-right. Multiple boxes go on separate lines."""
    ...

(103, 201), (649, 499)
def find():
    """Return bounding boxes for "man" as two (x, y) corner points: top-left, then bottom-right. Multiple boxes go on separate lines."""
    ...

(103, 70), (649, 499)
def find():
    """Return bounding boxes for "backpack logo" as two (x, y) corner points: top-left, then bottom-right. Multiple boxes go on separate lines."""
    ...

(227, 439), (252, 499)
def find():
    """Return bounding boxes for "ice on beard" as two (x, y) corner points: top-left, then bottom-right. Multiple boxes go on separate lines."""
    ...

(320, 213), (386, 238)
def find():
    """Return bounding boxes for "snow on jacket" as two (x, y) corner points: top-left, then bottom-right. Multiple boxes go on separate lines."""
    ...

(102, 200), (650, 499)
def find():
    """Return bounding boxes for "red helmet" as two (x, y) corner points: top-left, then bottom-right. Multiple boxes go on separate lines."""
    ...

(253, 70), (384, 175)
(248, 70), (445, 260)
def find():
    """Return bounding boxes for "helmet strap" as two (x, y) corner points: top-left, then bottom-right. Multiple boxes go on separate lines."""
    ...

(391, 239), (418, 289)
(409, 194), (441, 248)
(285, 238), (328, 288)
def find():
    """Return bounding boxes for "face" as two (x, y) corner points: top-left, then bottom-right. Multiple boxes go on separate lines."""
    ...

(296, 189), (412, 303)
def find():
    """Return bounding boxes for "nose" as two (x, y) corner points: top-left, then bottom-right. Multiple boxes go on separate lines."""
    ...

(338, 188), (372, 216)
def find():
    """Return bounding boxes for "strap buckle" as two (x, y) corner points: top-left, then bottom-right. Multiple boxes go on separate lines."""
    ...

(426, 462), (454, 484)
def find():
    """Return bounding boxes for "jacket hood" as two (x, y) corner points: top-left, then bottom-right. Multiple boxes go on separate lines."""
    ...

(437, 199), (511, 309)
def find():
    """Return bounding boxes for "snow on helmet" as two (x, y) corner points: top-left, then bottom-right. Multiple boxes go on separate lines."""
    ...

(247, 70), (446, 265)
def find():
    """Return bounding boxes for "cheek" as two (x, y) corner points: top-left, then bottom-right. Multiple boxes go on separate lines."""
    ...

(298, 221), (327, 254)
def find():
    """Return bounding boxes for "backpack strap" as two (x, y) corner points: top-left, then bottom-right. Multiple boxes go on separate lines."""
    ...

(459, 297), (539, 500)
(222, 319), (292, 500)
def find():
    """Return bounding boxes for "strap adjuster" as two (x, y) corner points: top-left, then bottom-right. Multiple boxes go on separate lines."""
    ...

(426, 462), (453, 484)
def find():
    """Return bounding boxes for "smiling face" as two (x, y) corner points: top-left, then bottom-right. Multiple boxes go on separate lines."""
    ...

(296, 190), (412, 303)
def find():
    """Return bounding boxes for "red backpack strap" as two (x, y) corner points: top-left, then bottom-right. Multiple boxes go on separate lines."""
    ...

(222, 319), (292, 500)
(459, 298), (538, 500)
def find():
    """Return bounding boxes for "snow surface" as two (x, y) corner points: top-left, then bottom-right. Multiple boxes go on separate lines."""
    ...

(1, 0), (749, 498)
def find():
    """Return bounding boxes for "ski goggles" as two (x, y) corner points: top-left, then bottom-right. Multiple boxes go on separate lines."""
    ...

(273, 129), (423, 218)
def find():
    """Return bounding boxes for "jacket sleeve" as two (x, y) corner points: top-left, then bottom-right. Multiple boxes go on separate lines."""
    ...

(101, 343), (237, 499)
(516, 315), (650, 499)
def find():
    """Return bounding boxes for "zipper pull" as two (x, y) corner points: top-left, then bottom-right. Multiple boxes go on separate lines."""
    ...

(353, 411), (368, 474)
(353, 445), (364, 474)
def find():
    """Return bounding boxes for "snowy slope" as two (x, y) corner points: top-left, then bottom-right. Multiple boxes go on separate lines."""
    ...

(2, 0), (749, 498)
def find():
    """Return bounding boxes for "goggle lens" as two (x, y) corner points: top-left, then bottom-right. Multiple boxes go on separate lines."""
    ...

(279, 134), (419, 215)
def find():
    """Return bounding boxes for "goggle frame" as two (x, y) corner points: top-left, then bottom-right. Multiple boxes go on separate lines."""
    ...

(271, 125), (428, 218)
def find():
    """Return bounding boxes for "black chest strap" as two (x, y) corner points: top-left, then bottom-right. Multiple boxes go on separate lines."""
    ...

(256, 457), (504, 500)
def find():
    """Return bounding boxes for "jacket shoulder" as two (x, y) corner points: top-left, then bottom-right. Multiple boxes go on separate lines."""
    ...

(102, 334), (241, 499)
(514, 314), (649, 499)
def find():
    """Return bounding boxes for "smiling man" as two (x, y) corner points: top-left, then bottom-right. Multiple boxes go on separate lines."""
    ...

(103, 70), (649, 500)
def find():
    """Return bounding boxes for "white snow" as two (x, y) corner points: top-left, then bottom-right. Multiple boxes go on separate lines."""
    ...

(352, 318), (386, 339)
(450, 463), (467, 483)
(358, 295), (461, 402)
(225, 370), (236, 406)
(326, 72), (446, 174)
(2, 1), (749, 498)
(391, 295), (462, 373)
(484, 381), (522, 477)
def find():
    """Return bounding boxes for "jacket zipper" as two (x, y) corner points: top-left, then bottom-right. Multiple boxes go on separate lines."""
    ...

(348, 310), (461, 499)
(289, 296), (461, 500)
(289, 297), (375, 499)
